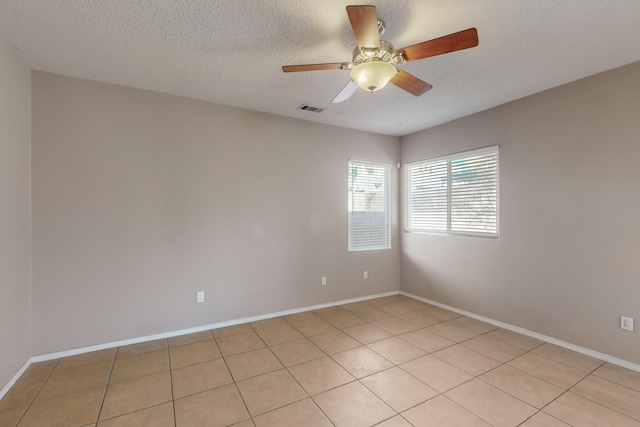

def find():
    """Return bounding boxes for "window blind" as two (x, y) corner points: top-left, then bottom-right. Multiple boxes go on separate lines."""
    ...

(405, 146), (498, 237)
(348, 159), (391, 251)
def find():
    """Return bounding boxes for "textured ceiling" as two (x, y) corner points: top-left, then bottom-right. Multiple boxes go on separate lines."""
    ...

(1, 1), (639, 136)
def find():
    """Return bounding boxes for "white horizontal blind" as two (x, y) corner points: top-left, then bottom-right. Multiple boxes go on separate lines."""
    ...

(348, 159), (391, 251)
(451, 150), (498, 234)
(405, 146), (498, 237)
(405, 159), (448, 231)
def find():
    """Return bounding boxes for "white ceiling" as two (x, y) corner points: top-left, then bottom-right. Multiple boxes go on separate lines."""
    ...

(1, 1), (639, 137)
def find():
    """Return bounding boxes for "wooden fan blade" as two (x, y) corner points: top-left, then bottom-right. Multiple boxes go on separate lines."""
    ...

(346, 5), (380, 50)
(282, 63), (350, 73)
(390, 68), (432, 96)
(331, 80), (359, 104)
(400, 28), (478, 62)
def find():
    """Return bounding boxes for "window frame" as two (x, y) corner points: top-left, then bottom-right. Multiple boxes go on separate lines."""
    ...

(404, 145), (499, 238)
(348, 158), (392, 252)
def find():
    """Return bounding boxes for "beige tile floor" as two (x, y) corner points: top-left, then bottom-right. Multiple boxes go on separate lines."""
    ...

(1, 294), (640, 426)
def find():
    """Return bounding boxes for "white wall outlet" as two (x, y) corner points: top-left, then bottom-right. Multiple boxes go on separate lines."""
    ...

(196, 291), (205, 303)
(363, 271), (368, 279)
(621, 316), (634, 331)
(321, 277), (327, 286)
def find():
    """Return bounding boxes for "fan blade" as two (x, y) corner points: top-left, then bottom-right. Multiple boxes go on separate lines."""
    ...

(346, 5), (380, 50)
(331, 80), (359, 104)
(390, 69), (432, 96)
(282, 63), (350, 73)
(400, 28), (478, 62)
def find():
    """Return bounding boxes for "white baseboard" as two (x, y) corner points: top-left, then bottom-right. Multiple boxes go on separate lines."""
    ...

(6, 288), (637, 400)
(401, 291), (640, 373)
(0, 359), (32, 402)
(0, 290), (399, 400)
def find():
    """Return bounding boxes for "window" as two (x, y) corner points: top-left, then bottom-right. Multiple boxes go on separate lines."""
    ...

(348, 159), (391, 251)
(405, 146), (498, 237)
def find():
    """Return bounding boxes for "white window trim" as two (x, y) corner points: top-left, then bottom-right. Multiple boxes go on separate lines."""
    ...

(405, 145), (499, 238)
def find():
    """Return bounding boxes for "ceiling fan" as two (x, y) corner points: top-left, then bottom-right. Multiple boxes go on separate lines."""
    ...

(282, 5), (478, 104)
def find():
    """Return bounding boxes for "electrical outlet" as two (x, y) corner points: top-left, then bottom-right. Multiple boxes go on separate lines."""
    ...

(363, 271), (368, 279)
(197, 291), (205, 303)
(321, 277), (327, 286)
(621, 316), (634, 332)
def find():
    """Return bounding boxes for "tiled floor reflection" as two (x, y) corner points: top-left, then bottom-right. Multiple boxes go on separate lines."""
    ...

(1, 294), (640, 426)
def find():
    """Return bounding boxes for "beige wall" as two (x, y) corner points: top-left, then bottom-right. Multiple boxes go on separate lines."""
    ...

(0, 37), (31, 387)
(5, 55), (638, 389)
(400, 61), (640, 364)
(31, 72), (400, 355)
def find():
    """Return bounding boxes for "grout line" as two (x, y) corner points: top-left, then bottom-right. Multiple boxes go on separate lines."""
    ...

(94, 349), (117, 424)
(562, 376), (640, 423)
(25, 291), (400, 365)
(216, 333), (257, 425)
(533, 388), (575, 421)
(517, 409), (568, 426)
(165, 339), (177, 427)
(444, 333), (571, 420)
(520, 356), (612, 424)
(516, 411), (540, 426)
(401, 291), (640, 373)
(11, 358), (61, 426)
(503, 355), (586, 390)
(307, 398), (337, 427)
(451, 337), (640, 426)
(5, 295), (638, 426)
(245, 328), (313, 419)
(367, 307), (547, 425)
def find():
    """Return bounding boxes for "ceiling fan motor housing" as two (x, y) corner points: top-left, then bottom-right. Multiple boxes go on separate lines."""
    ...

(352, 40), (404, 65)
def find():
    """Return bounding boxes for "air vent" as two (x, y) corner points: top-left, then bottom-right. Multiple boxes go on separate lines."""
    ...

(298, 104), (324, 113)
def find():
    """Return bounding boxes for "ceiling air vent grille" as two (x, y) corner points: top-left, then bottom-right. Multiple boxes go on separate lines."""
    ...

(298, 104), (324, 113)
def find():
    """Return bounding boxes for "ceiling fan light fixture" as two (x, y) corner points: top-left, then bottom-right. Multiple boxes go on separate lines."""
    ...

(350, 61), (397, 93)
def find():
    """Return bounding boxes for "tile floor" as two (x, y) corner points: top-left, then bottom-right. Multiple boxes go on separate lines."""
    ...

(1, 294), (640, 426)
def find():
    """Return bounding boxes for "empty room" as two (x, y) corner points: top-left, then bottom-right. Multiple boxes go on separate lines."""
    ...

(1, 1), (639, 426)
